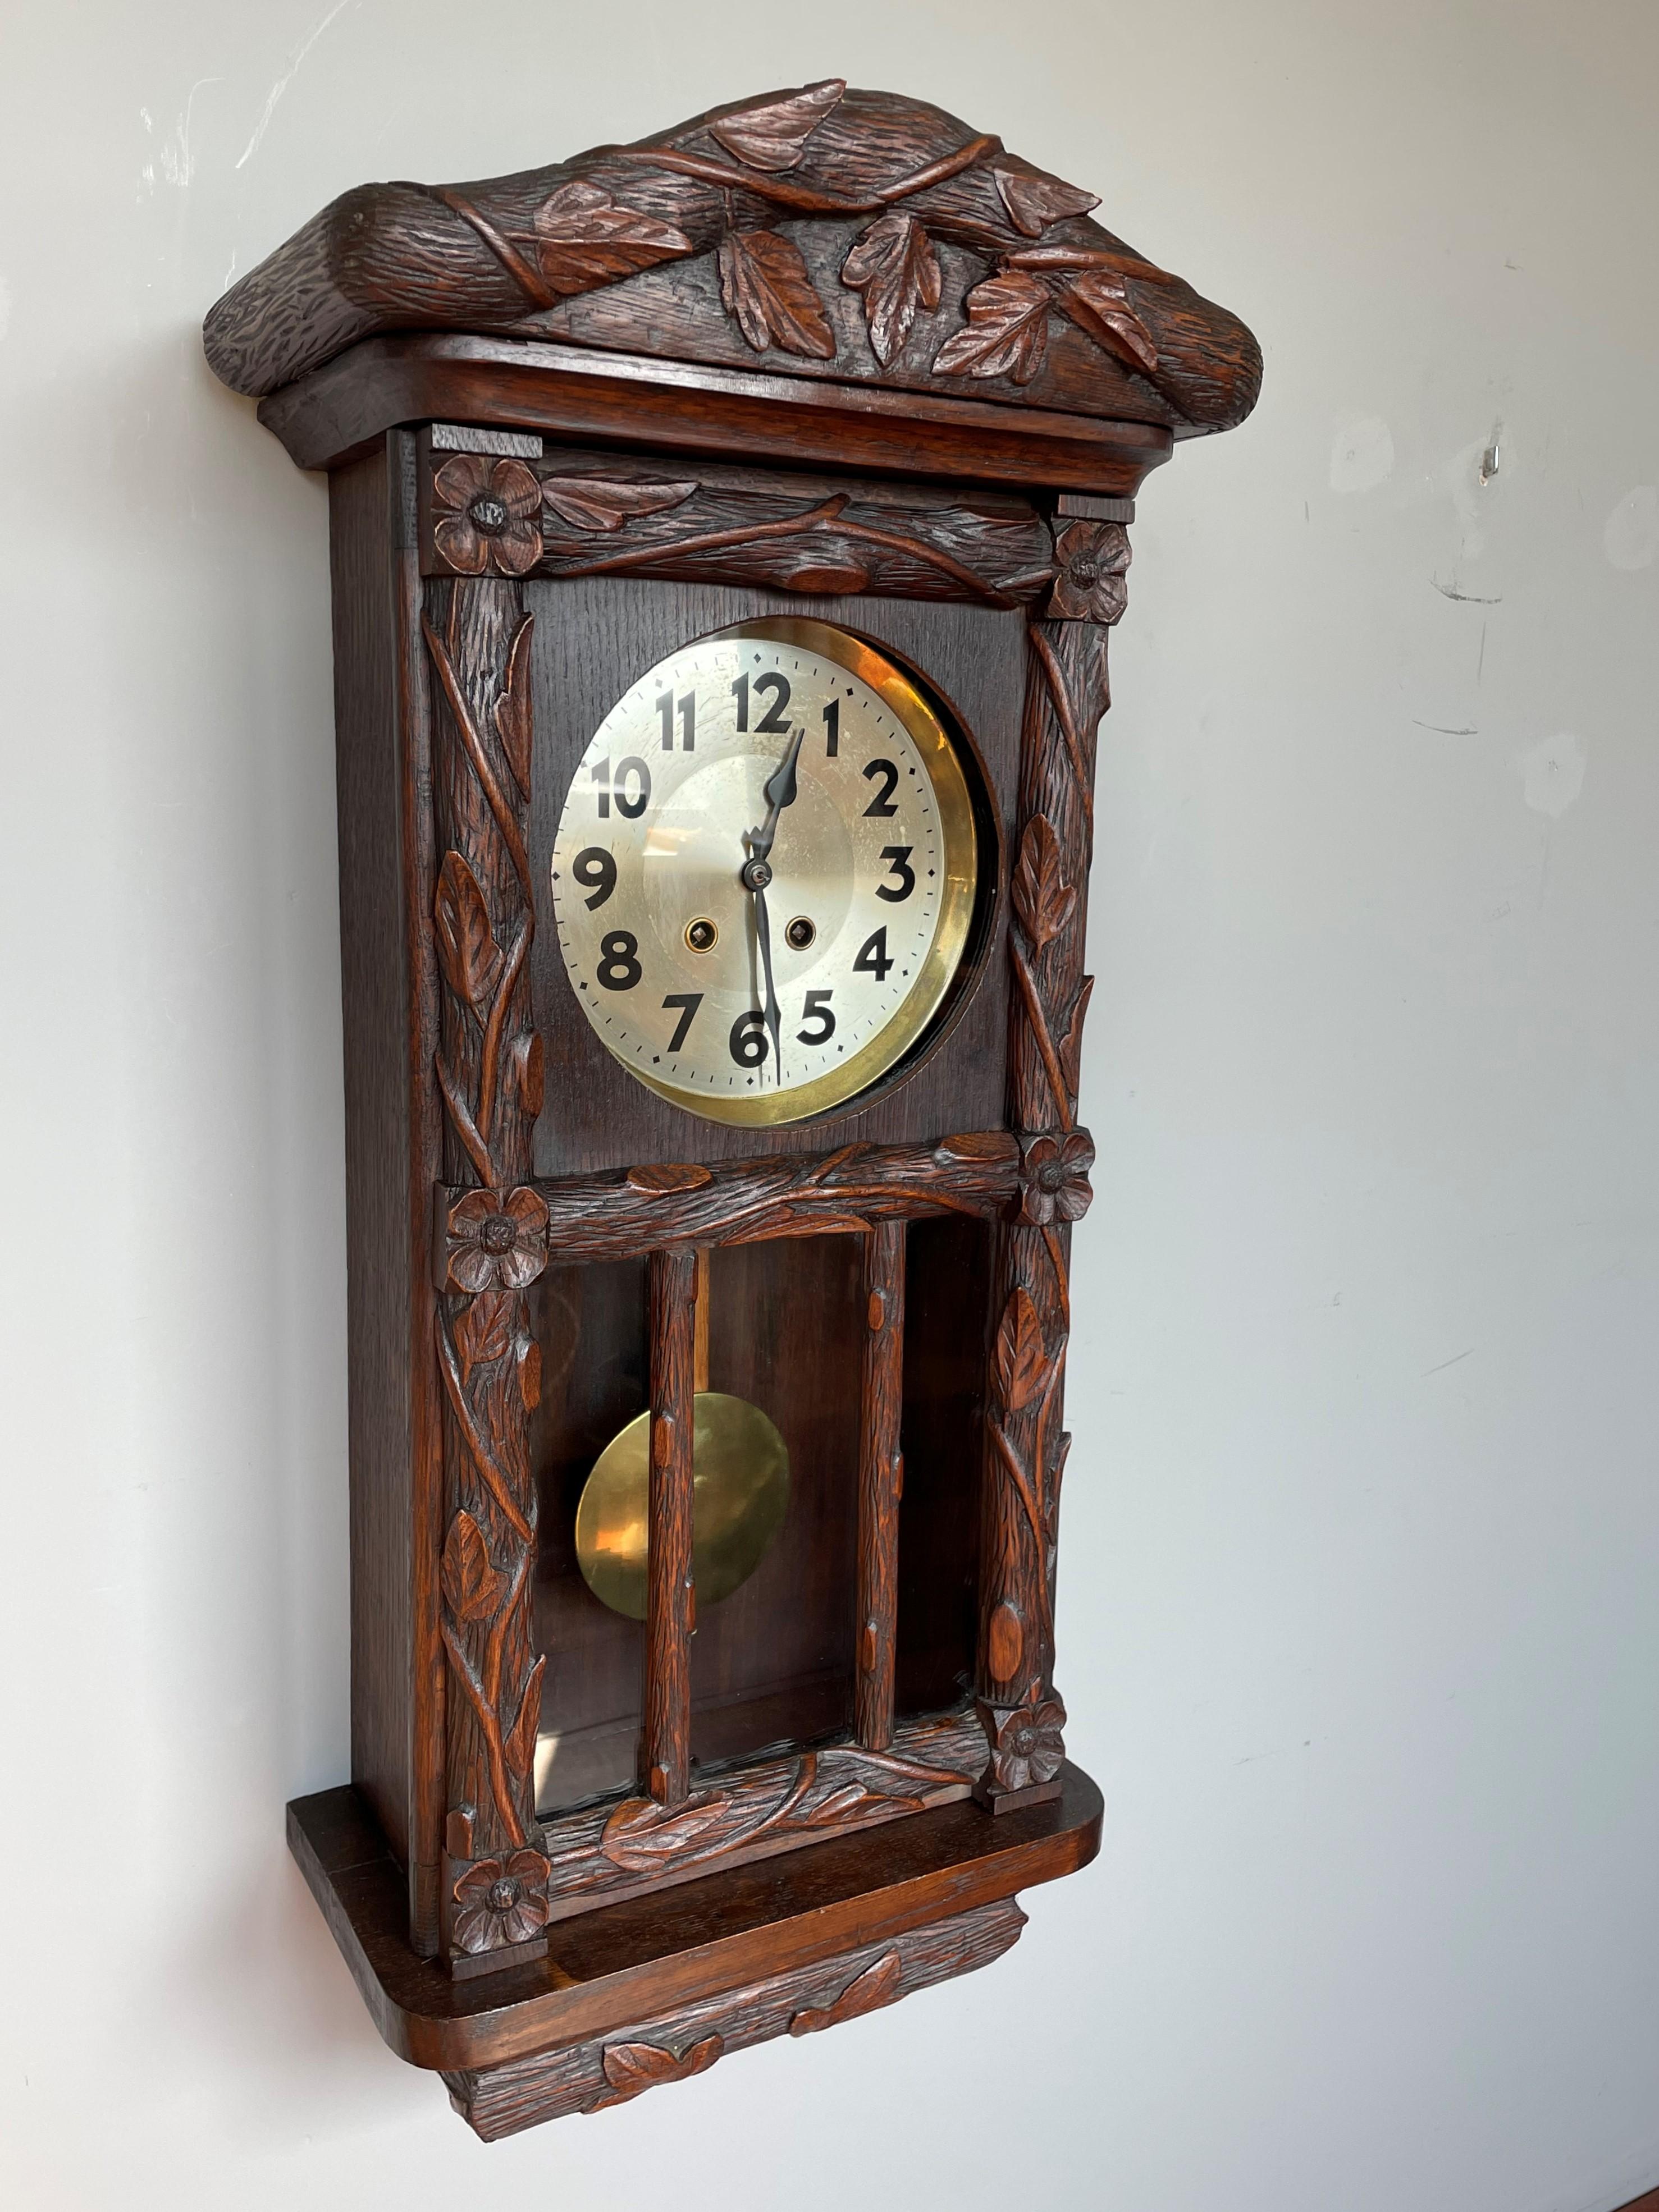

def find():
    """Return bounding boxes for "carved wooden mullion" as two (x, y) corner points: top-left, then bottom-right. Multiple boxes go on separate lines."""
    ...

(643, 1248), (697, 1807)
(424, 578), (551, 1964)
(975, 548), (1122, 1808)
(854, 1222), (906, 1752)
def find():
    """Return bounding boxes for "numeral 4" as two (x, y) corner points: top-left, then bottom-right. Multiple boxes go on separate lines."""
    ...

(853, 928), (894, 983)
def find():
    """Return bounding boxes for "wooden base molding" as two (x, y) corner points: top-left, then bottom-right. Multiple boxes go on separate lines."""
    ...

(444, 1896), (1025, 2137)
(287, 1761), (1101, 2077)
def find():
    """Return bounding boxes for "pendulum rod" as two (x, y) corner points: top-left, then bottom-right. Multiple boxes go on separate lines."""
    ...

(855, 1222), (906, 1751)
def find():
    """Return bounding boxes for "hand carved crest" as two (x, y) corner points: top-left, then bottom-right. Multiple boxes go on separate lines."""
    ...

(204, 83), (1260, 438)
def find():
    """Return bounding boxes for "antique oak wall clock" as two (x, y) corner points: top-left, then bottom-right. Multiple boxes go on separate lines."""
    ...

(204, 81), (1258, 2135)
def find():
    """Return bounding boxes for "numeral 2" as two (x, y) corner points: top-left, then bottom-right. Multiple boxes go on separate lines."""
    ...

(862, 759), (899, 816)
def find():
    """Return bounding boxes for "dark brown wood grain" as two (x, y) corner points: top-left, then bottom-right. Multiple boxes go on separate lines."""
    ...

(205, 84), (1260, 443)
(287, 1761), (1101, 2072)
(643, 1248), (697, 1805)
(258, 332), (1175, 488)
(444, 1896), (1024, 2135)
(442, 1135), (1017, 1275)
(543, 1707), (982, 1917)
(330, 448), (418, 1888)
(856, 1223), (906, 1750)
(975, 607), (1112, 1808)
(419, 439), (1057, 604)
(427, 576), (550, 1959)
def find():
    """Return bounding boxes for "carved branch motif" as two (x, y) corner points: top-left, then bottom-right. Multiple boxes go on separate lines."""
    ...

(977, 598), (1117, 1806)
(441, 1134), (1019, 1279)
(540, 1710), (985, 1912)
(444, 1899), (1026, 2138)
(204, 87), (1263, 439)
(422, 445), (1056, 606)
(426, 583), (547, 1956)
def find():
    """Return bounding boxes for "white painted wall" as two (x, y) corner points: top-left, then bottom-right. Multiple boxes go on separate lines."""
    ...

(3, 2), (1656, 2205)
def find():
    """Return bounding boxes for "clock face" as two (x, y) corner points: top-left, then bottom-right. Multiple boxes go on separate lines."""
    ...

(551, 618), (979, 1126)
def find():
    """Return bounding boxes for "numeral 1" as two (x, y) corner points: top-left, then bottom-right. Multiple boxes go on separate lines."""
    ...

(822, 698), (839, 758)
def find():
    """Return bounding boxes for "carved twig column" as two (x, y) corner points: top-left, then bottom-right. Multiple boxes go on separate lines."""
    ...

(856, 1224), (906, 1751)
(644, 1247), (698, 1806)
(426, 578), (552, 1966)
(975, 518), (1125, 1809)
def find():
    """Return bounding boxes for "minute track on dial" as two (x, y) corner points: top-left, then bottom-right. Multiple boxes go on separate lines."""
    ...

(550, 618), (979, 1129)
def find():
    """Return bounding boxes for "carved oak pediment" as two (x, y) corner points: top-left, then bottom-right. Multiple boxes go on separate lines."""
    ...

(204, 80), (1259, 436)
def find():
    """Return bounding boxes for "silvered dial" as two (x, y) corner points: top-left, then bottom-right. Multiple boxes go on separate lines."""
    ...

(551, 619), (978, 1126)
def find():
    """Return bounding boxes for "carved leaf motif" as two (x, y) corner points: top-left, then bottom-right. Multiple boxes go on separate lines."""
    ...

(840, 212), (942, 366)
(540, 474), (698, 533)
(708, 79), (844, 172)
(433, 850), (503, 1013)
(530, 181), (692, 295)
(493, 614), (534, 796)
(504, 1656), (546, 1783)
(1058, 271), (1159, 373)
(518, 1334), (542, 1412)
(600, 1791), (734, 1870)
(931, 271), (1051, 386)
(454, 1287), (515, 1385)
(717, 230), (837, 359)
(995, 1286), (1048, 1413)
(935, 1130), (1011, 1163)
(994, 165), (1101, 236)
(1058, 973), (1095, 1097)
(803, 1783), (872, 1825)
(789, 1949), (902, 2037)
(591, 2035), (724, 2110)
(441, 1510), (506, 1624)
(1012, 816), (1077, 952)
(627, 1161), (713, 1194)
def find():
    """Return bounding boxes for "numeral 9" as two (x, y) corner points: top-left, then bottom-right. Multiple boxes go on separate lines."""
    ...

(571, 846), (616, 909)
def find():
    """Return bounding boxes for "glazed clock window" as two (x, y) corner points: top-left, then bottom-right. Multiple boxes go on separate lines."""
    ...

(551, 619), (979, 1127)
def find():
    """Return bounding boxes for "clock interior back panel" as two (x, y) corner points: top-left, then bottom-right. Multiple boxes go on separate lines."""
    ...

(525, 577), (1023, 1178)
(531, 1233), (867, 1815)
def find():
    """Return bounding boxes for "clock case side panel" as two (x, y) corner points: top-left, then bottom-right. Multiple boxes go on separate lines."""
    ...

(329, 436), (447, 1954)
(524, 574), (1023, 1178)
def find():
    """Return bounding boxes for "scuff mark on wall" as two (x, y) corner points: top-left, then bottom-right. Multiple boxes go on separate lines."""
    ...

(1604, 487), (1658, 571)
(1330, 415), (1395, 493)
(1517, 733), (1586, 819)
(235, 0), (356, 170)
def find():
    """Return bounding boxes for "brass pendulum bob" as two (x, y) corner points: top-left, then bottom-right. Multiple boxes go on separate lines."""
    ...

(575, 1250), (790, 1622)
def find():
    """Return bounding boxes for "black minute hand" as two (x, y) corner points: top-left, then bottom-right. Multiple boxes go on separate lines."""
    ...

(739, 724), (807, 1083)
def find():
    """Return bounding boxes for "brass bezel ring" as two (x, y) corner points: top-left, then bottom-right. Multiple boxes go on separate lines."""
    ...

(624, 616), (980, 1129)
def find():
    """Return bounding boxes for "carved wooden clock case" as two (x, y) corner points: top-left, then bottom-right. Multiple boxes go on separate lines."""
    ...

(204, 81), (1257, 2136)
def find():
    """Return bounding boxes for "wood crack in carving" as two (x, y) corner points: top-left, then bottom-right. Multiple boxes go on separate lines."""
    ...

(426, 580), (549, 1953)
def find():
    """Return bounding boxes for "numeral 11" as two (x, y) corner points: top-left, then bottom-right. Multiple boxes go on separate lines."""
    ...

(656, 691), (695, 750)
